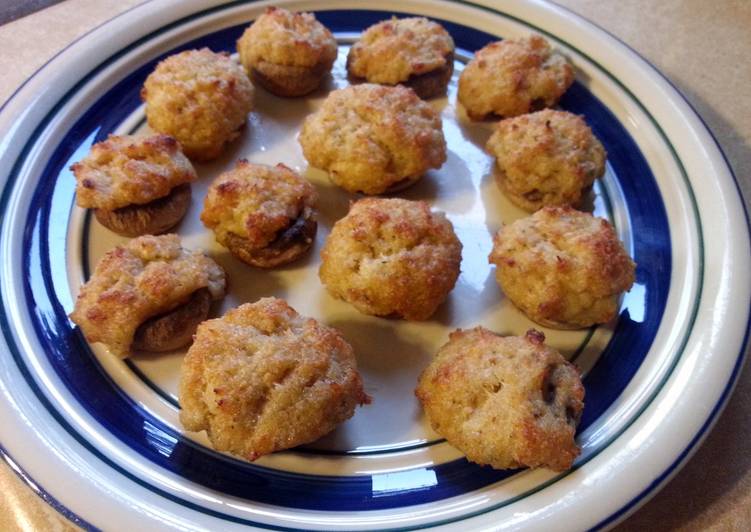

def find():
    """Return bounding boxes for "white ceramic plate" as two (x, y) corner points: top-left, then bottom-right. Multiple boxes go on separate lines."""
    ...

(0, 1), (749, 530)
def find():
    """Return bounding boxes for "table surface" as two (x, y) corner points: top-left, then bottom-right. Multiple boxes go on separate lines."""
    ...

(0, 1), (749, 530)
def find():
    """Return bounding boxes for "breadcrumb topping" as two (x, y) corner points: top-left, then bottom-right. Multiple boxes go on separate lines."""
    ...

(347, 17), (454, 84)
(237, 7), (337, 69)
(179, 297), (369, 460)
(299, 84), (446, 194)
(319, 198), (462, 319)
(458, 35), (574, 119)
(201, 161), (317, 250)
(142, 48), (254, 161)
(416, 327), (584, 471)
(489, 206), (635, 328)
(70, 234), (226, 358)
(486, 109), (606, 211)
(72, 134), (196, 210)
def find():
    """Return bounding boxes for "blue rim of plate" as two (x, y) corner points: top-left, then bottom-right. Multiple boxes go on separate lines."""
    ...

(2, 0), (747, 530)
(17, 6), (672, 510)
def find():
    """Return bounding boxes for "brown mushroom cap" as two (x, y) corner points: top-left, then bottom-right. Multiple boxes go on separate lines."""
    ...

(94, 183), (191, 237)
(250, 60), (331, 97)
(401, 51), (454, 99)
(224, 206), (317, 268)
(132, 287), (212, 352)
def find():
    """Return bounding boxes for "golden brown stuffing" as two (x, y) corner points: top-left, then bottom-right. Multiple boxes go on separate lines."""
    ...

(72, 134), (196, 211)
(200, 161), (318, 267)
(141, 48), (254, 161)
(299, 84), (446, 194)
(486, 109), (606, 211)
(69, 234), (226, 358)
(319, 198), (462, 319)
(488, 206), (635, 328)
(179, 297), (370, 460)
(458, 35), (574, 120)
(347, 17), (454, 98)
(237, 7), (337, 96)
(416, 327), (585, 471)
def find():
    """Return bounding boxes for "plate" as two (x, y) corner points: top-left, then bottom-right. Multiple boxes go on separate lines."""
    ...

(0, 1), (749, 530)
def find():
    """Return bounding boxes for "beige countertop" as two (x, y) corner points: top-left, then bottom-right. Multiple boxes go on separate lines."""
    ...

(0, 1), (749, 530)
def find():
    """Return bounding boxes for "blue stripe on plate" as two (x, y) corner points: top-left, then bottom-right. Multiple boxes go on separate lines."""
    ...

(19, 13), (670, 511)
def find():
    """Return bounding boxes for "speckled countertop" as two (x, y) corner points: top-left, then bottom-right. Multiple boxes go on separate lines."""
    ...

(0, 1), (749, 530)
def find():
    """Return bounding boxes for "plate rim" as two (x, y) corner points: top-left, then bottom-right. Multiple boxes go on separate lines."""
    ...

(0, 0), (748, 530)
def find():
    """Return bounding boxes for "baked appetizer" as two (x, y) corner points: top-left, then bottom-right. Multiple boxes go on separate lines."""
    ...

(141, 48), (254, 161)
(299, 84), (446, 194)
(71, 134), (196, 237)
(201, 160), (317, 268)
(179, 297), (370, 461)
(70, 234), (226, 357)
(415, 327), (584, 471)
(458, 35), (574, 120)
(486, 109), (606, 211)
(347, 17), (455, 99)
(488, 206), (635, 329)
(237, 7), (337, 97)
(319, 198), (462, 319)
